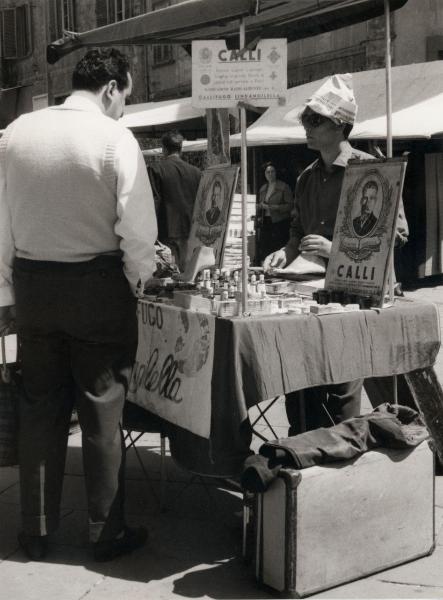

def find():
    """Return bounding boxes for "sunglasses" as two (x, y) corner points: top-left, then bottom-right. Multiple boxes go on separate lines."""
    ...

(301, 112), (330, 129)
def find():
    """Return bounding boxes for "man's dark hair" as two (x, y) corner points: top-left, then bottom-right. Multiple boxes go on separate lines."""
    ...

(362, 180), (379, 196)
(161, 130), (184, 154)
(72, 48), (130, 92)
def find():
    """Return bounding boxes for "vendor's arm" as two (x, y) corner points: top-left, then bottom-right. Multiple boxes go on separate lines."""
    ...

(299, 234), (332, 258)
(114, 130), (158, 295)
(263, 191), (302, 271)
(0, 124), (16, 330)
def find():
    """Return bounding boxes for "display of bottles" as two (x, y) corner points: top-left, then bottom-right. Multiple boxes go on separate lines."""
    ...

(257, 273), (266, 295)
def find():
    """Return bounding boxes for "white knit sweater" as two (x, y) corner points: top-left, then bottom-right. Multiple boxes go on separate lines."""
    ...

(0, 95), (157, 304)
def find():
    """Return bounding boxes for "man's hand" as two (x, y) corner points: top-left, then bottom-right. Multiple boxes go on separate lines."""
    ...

(263, 248), (288, 271)
(299, 235), (332, 258)
(0, 305), (16, 336)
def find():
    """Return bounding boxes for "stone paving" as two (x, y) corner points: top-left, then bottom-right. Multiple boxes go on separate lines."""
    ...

(1, 283), (443, 599)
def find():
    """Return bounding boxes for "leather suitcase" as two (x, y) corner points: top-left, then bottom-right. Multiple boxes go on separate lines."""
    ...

(255, 441), (435, 598)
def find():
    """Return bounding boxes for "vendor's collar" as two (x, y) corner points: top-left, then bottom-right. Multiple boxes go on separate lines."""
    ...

(312, 141), (354, 172)
(332, 141), (354, 167)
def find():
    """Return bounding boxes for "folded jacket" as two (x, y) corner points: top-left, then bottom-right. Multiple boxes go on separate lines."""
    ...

(241, 403), (428, 492)
(260, 403), (428, 470)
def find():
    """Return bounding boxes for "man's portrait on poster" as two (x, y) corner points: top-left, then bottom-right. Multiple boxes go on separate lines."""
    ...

(338, 167), (393, 262)
(205, 179), (223, 226)
(352, 179), (380, 237)
(186, 164), (239, 266)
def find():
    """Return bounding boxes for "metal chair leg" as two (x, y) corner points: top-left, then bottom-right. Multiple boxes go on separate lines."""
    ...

(124, 429), (169, 510)
(160, 433), (167, 512)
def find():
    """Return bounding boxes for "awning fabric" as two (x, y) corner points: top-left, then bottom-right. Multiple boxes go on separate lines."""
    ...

(47, 0), (408, 64)
(228, 61), (443, 147)
(157, 61), (443, 152)
(120, 97), (205, 130)
(47, 0), (260, 63)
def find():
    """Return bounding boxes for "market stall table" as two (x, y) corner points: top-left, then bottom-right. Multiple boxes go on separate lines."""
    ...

(128, 297), (441, 476)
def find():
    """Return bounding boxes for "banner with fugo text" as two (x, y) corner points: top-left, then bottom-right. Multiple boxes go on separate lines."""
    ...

(128, 301), (215, 439)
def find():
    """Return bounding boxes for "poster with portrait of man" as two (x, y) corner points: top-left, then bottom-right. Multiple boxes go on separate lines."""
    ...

(325, 157), (408, 307)
(186, 164), (239, 267)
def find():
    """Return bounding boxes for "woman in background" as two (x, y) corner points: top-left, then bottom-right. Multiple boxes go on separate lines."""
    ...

(256, 161), (293, 262)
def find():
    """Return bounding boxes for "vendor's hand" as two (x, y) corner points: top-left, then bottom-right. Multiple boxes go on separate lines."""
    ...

(299, 235), (332, 258)
(0, 305), (16, 336)
(263, 248), (287, 271)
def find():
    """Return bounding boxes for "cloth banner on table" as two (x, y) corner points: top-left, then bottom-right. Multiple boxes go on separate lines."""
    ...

(128, 301), (215, 438)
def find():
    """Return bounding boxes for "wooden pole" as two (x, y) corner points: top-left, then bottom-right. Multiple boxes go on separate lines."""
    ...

(240, 19), (249, 314)
(384, 0), (395, 311)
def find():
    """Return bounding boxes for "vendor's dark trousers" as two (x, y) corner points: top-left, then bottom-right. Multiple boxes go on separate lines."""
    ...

(285, 380), (363, 436)
(13, 256), (137, 543)
(257, 217), (290, 263)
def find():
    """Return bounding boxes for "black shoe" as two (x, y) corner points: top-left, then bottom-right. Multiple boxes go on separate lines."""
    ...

(18, 532), (49, 561)
(93, 526), (148, 562)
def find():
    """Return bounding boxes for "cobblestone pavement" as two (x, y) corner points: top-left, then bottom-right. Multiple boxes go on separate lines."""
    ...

(1, 283), (443, 599)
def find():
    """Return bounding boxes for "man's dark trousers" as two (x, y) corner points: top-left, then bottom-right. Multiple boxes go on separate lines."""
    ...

(13, 256), (137, 543)
(285, 380), (363, 435)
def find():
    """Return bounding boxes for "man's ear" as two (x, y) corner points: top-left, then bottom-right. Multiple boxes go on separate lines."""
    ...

(104, 79), (118, 100)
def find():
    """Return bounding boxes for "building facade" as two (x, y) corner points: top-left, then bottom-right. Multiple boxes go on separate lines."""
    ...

(0, 1), (150, 127)
(1, 0), (443, 128)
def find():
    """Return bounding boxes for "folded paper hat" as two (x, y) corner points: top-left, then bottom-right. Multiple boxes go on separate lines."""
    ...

(304, 73), (357, 125)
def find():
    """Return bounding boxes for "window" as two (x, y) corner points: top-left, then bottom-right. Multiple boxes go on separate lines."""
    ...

(0, 5), (31, 59)
(49, 0), (76, 40)
(96, 0), (134, 25)
(152, 0), (173, 66)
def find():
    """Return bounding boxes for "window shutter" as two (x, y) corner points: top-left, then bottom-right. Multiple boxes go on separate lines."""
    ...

(49, 0), (58, 40)
(1, 8), (17, 59)
(15, 5), (29, 57)
(1, 5), (31, 59)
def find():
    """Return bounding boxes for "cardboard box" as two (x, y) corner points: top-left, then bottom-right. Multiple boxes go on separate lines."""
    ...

(256, 441), (434, 597)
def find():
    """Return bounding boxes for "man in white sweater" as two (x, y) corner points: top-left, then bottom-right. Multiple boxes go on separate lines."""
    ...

(0, 49), (157, 561)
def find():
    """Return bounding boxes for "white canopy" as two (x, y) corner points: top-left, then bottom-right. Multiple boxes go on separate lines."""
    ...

(231, 61), (443, 146)
(120, 96), (205, 130)
(134, 61), (443, 153)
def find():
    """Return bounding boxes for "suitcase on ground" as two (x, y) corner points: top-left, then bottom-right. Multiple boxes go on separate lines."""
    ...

(255, 441), (435, 598)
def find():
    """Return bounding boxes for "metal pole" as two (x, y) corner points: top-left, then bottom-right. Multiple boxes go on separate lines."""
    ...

(385, 0), (397, 403)
(384, 0), (393, 159)
(240, 19), (249, 314)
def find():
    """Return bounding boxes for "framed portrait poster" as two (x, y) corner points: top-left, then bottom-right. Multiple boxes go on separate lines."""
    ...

(325, 157), (407, 307)
(186, 164), (239, 268)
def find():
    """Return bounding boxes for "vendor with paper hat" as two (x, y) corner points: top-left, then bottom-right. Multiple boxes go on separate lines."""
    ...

(263, 73), (409, 435)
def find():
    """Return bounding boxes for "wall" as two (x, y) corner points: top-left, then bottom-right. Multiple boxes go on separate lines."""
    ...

(0, 1), (48, 114)
(393, 0), (443, 64)
(144, 0), (192, 100)
(0, 0), (149, 115)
